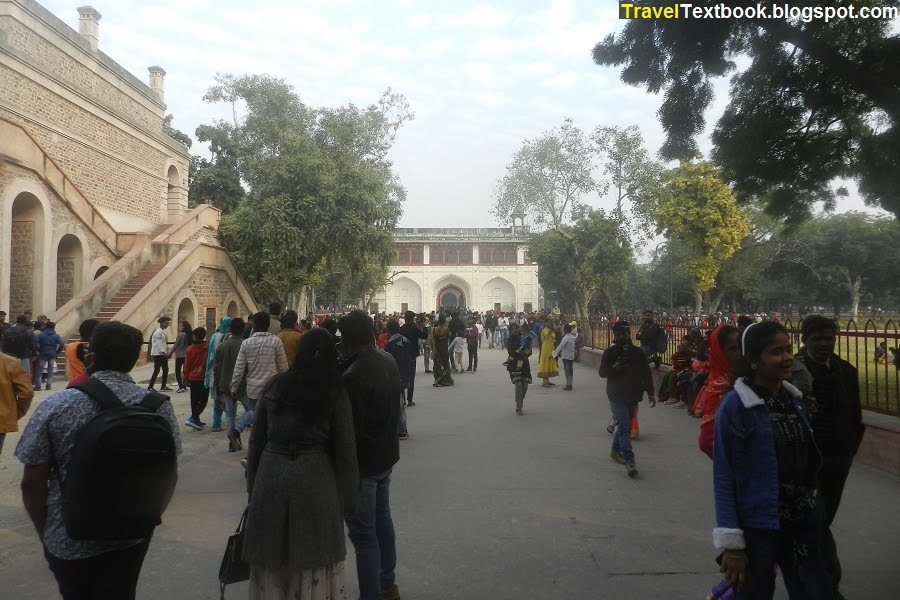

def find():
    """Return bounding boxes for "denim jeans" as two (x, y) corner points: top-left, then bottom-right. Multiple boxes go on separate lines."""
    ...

(0, 433), (5, 456)
(32, 353), (56, 387)
(398, 389), (408, 436)
(234, 396), (257, 433)
(406, 356), (417, 404)
(562, 358), (574, 387)
(347, 468), (397, 600)
(499, 328), (509, 348)
(20, 358), (31, 379)
(609, 400), (637, 463)
(423, 345), (431, 370)
(223, 391), (250, 432)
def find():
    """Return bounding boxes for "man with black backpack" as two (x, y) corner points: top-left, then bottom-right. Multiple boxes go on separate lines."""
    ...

(15, 321), (181, 599)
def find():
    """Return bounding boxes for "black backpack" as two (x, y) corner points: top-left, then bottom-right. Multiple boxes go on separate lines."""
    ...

(61, 378), (177, 540)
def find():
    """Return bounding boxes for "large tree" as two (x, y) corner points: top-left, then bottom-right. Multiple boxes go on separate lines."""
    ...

(773, 212), (900, 317)
(201, 74), (412, 311)
(492, 118), (598, 230)
(592, 124), (662, 230)
(593, 1), (900, 222)
(527, 208), (633, 323)
(654, 161), (750, 313)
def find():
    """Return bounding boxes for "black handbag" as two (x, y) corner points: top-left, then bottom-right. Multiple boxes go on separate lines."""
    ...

(218, 507), (250, 599)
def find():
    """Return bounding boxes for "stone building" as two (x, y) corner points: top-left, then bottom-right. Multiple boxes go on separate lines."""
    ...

(373, 223), (541, 314)
(0, 0), (257, 342)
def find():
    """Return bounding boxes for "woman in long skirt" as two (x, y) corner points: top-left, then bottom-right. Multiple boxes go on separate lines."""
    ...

(431, 313), (454, 387)
(537, 320), (559, 387)
(244, 329), (359, 599)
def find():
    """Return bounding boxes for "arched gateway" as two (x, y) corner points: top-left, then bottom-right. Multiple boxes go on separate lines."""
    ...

(374, 227), (542, 314)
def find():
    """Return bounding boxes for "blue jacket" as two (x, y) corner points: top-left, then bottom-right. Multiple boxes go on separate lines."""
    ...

(712, 378), (820, 550)
(36, 329), (64, 356)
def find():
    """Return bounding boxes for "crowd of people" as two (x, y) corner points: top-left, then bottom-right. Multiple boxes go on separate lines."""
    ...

(0, 301), (879, 599)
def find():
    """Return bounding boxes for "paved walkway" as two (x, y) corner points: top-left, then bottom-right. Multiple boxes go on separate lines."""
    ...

(1, 347), (898, 599)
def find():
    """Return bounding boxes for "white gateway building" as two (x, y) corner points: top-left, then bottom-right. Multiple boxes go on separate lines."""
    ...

(374, 226), (542, 314)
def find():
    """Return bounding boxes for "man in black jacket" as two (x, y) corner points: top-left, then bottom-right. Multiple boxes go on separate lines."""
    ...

(794, 315), (865, 600)
(399, 311), (427, 407)
(598, 321), (655, 478)
(338, 310), (401, 600)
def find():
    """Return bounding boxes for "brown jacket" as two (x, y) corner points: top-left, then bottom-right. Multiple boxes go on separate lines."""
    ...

(0, 352), (34, 433)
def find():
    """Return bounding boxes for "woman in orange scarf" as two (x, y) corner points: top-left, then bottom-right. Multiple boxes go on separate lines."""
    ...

(696, 325), (740, 458)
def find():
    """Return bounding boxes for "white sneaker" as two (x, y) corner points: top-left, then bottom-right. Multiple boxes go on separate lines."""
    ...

(673, 401), (688, 409)
(664, 398), (679, 406)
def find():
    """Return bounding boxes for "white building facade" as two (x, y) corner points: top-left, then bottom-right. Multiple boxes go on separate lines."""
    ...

(373, 227), (542, 314)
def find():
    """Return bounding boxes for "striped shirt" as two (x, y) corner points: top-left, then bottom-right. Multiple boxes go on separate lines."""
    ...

(230, 332), (288, 400)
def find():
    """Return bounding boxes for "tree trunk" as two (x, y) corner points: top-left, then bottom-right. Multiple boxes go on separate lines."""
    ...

(691, 280), (703, 314)
(849, 276), (862, 319)
(707, 288), (726, 315)
(599, 286), (616, 317)
(296, 286), (314, 317)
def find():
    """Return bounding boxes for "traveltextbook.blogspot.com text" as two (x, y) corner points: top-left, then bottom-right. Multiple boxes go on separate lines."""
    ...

(618, 2), (899, 23)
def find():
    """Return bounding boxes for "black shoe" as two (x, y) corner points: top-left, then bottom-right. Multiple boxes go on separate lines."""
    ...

(228, 429), (243, 451)
(424, 370), (432, 373)
(407, 401), (416, 407)
(399, 433), (409, 440)
(160, 386), (173, 391)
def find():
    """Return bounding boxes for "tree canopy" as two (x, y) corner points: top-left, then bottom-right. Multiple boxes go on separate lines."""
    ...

(593, 1), (900, 222)
(654, 161), (750, 312)
(492, 118), (597, 230)
(197, 74), (411, 308)
(527, 208), (634, 323)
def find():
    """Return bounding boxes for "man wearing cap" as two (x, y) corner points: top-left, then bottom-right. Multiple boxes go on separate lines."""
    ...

(598, 321), (655, 477)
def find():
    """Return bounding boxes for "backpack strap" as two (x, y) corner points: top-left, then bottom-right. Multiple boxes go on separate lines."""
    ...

(140, 391), (169, 412)
(73, 377), (124, 412)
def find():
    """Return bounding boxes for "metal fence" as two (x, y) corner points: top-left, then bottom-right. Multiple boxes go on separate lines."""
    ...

(584, 317), (900, 417)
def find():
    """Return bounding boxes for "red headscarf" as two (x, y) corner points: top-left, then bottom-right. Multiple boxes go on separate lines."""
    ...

(696, 325), (735, 458)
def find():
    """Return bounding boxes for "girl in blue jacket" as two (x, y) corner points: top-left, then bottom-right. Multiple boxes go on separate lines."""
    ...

(713, 321), (832, 599)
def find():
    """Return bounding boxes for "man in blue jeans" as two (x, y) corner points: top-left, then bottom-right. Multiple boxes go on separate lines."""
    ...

(598, 321), (655, 477)
(339, 310), (401, 600)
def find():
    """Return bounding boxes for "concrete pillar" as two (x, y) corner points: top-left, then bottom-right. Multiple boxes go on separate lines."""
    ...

(76, 6), (101, 52)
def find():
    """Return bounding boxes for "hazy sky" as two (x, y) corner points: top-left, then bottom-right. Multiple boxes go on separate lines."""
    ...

(45, 0), (891, 227)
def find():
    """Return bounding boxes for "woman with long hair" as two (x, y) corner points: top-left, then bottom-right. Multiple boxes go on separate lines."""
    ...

(714, 322), (831, 599)
(243, 328), (359, 599)
(431, 313), (454, 387)
(696, 325), (739, 458)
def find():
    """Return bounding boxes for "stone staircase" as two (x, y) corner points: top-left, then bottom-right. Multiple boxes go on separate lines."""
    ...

(93, 263), (164, 322)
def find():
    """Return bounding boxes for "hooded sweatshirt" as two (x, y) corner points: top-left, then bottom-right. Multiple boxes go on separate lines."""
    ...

(205, 317), (232, 389)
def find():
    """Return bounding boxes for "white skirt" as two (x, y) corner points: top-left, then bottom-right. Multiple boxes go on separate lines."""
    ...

(249, 561), (347, 600)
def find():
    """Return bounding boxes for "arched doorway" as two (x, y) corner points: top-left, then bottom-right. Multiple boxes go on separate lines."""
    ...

(8, 192), (47, 315)
(390, 277), (422, 314)
(482, 276), (516, 313)
(227, 300), (239, 317)
(177, 297), (196, 328)
(437, 285), (466, 311)
(56, 234), (85, 309)
(166, 164), (182, 221)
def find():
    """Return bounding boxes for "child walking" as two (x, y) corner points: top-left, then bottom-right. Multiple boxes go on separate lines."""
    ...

(449, 331), (466, 374)
(184, 327), (209, 430)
